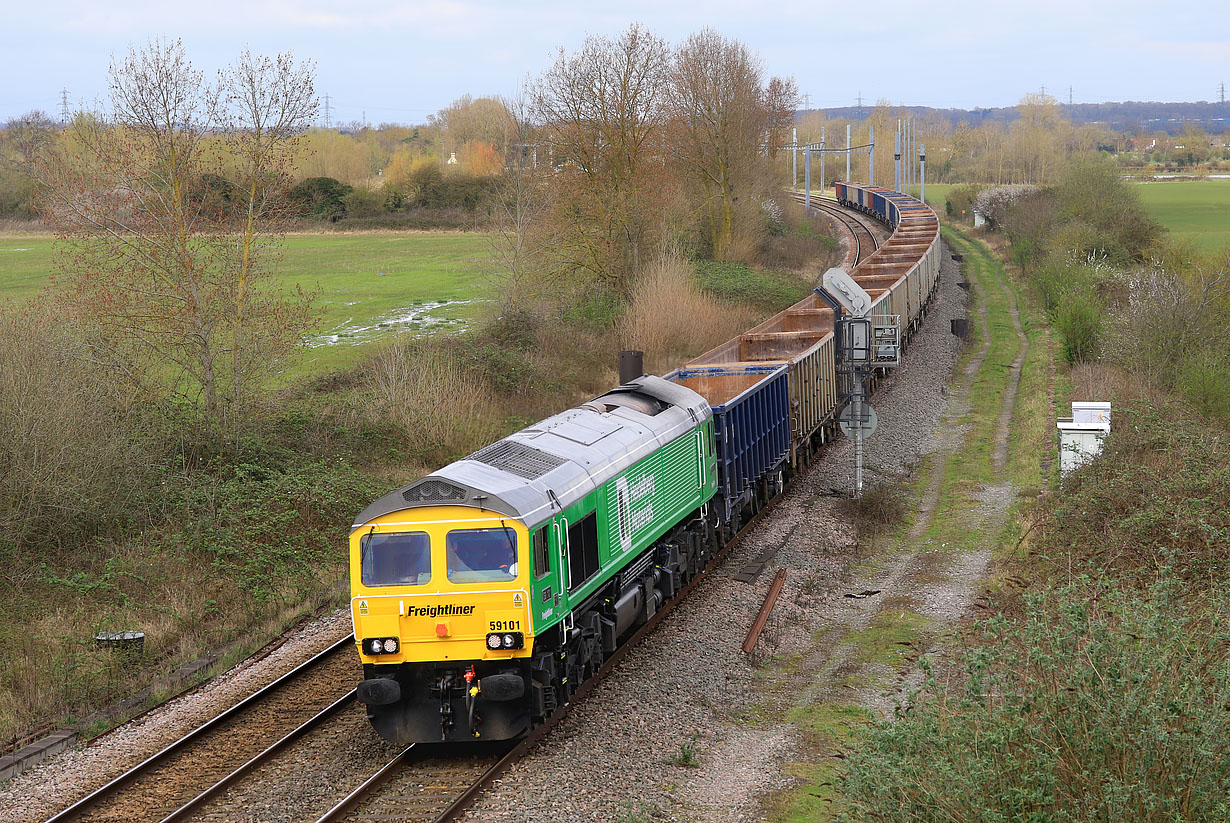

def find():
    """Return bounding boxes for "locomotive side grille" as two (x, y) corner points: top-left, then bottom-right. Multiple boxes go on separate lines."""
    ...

(468, 440), (567, 480)
(403, 479), (466, 504)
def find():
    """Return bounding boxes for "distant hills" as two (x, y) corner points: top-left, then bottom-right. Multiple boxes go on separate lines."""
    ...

(809, 101), (1229, 134)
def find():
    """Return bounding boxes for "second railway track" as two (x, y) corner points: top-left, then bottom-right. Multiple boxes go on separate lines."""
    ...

(44, 636), (359, 823)
(792, 192), (883, 264)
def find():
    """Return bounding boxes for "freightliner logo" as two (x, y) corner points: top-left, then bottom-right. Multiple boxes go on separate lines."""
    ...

(409, 604), (476, 618)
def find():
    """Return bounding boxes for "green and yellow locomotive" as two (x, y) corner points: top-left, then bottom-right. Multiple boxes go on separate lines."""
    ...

(349, 376), (720, 744)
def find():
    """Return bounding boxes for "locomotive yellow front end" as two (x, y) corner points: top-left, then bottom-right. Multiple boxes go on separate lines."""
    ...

(350, 504), (535, 744)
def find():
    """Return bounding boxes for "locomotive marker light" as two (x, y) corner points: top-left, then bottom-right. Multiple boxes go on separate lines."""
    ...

(365, 636), (399, 655)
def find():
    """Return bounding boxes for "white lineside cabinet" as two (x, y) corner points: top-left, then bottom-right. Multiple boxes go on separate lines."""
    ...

(1057, 402), (1111, 475)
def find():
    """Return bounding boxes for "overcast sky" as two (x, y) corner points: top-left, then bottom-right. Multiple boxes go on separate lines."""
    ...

(4, 0), (1228, 125)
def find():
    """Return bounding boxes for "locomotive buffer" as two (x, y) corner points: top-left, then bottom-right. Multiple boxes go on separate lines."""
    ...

(822, 267), (900, 496)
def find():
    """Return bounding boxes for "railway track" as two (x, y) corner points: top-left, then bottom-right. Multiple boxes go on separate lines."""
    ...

(315, 746), (504, 823)
(791, 193), (882, 264)
(44, 636), (359, 823)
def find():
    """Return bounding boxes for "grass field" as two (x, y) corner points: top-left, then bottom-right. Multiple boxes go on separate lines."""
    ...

(0, 232), (501, 375)
(1134, 179), (1230, 253)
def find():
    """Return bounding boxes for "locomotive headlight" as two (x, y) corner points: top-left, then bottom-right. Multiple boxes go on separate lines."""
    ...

(487, 631), (524, 650)
(364, 637), (399, 655)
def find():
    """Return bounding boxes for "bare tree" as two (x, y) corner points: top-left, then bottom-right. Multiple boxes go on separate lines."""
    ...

(2, 110), (57, 170)
(533, 24), (671, 293)
(217, 49), (318, 422)
(38, 39), (317, 441)
(666, 29), (776, 261)
(488, 90), (553, 314)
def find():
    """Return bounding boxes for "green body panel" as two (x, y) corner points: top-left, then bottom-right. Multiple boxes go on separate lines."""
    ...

(527, 420), (717, 632)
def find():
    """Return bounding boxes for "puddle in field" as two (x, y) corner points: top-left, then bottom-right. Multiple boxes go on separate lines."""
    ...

(310, 298), (480, 346)
(1, 248), (33, 252)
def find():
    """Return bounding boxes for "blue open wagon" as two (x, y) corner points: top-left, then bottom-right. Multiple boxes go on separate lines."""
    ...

(665, 364), (790, 535)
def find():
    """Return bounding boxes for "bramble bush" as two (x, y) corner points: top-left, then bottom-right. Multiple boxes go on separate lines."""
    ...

(1036, 400), (1228, 589)
(845, 579), (1230, 823)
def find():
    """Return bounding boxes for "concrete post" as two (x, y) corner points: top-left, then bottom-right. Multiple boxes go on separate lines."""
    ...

(845, 124), (851, 181)
(804, 148), (811, 210)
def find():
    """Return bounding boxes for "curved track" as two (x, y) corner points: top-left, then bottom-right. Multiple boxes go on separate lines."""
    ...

(791, 192), (882, 265)
(43, 636), (358, 823)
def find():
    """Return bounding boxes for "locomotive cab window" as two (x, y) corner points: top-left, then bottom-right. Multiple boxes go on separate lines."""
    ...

(447, 528), (518, 583)
(361, 532), (430, 587)
(567, 513), (600, 590)
(532, 527), (550, 578)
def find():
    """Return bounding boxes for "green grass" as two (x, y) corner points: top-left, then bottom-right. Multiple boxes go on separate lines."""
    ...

(0, 232), (501, 376)
(919, 182), (953, 212)
(0, 235), (54, 302)
(693, 261), (813, 310)
(1134, 179), (1230, 253)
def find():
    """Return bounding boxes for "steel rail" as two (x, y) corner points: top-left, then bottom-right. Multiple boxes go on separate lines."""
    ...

(158, 690), (357, 822)
(314, 745), (417, 823)
(821, 196), (884, 253)
(742, 569), (788, 654)
(793, 194), (881, 263)
(44, 634), (355, 823)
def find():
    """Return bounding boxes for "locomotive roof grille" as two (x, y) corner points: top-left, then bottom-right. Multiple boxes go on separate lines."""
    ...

(467, 439), (568, 480)
(403, 478), (467, 504)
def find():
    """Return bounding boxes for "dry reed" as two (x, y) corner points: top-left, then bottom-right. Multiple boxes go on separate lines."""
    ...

(618, 252), (760, 375)
(367, 340), (503, 461)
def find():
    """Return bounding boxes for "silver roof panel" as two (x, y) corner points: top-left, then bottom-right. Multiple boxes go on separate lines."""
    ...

(351, 375), (711, 530)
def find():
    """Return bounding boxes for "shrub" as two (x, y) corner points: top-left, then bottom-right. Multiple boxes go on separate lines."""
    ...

(0, 309), (161, 551)
(944, 184), (982, 223)
(1176, 349), (1230, 424)
(365, 340), (504, 463)
(1054, 154), (1163, 262)
(693, 260), (811, 311)
(761, 197), (841, 270)
(846, 580), (1230, 823)
(174, 453), (381, 612)
(1056, 291), (1104, 363)
(1035, 400), (1228, 589)
(289, 176), (352, 220)
(835, 481), (908, 537)
(340, 185), (385, 218)
(973, 184), (1038, 228)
